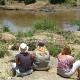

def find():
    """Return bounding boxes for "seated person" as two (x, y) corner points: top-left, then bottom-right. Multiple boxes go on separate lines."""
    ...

(33, 40), (50, 71)
(11, 43), (34, 77)
(57, 44), (80, 80)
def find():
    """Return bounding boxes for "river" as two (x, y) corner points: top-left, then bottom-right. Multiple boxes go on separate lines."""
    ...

(0, 10), (80, 32)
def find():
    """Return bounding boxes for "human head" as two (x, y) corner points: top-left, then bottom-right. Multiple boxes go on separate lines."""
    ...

(38, 40), (44, 47)
(19, 43), (29, 53)
(62, 44), (71, 55)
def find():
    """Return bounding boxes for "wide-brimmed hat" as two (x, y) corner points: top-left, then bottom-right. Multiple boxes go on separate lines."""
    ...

(19, 43), (29, 52)
(38, 40), (44, 47)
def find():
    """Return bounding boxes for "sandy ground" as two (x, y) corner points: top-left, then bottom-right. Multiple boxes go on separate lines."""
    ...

(0, 1), (80, 79)
(0, 31), (80, 80)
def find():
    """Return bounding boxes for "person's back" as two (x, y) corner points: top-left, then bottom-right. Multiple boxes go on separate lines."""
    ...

(57, 44), (80, 80)
(33, 51), (50, 68)
(33, 40), (50, 71)
(11, 43), (34, 77)
(16, 52), (32, 73)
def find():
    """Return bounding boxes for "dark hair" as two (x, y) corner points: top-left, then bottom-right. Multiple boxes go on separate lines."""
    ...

(38, 40), (44, 47)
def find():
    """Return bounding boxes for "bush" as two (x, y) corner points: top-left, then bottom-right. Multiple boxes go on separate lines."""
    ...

(0, 0), (5, 5)
(50, 0), (66, 4)
(2, 24), (10, 32)
(0, 41), (9, 58)
(24, 0), (36, 4)
(17, 30), (25, 38)
(73, 20), (80, 26)
(16, 29), (35, 39)
(72, 20), (80, 31)
(45, 42), (62, 58)
(34, 18), (58, 32)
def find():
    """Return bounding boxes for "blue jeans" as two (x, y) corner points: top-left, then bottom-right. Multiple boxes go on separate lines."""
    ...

(11, 63), (33, 77)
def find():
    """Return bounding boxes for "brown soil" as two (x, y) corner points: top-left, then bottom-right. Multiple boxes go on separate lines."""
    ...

(1, 0), (80, 11)
(0, 1), (80, 79)
(0, 31), (80, 80)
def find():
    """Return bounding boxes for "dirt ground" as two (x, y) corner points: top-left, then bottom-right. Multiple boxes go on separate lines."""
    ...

(0, 1), (80, 79)
(1, 0), (80, 11)
(0, 31), (80, 80)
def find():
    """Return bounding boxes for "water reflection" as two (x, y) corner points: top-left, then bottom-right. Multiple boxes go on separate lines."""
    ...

(0, 10), (80, 32)
(63, 24), (79, 31)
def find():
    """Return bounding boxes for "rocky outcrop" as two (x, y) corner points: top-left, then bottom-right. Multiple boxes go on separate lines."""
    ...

(0, 33), (16, 42)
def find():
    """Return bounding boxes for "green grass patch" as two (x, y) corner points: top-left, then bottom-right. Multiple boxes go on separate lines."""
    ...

(72, 20), (80, 26)
(45, 42), (62, 57)
(34, 18), (59, 32)
(16, 29), (36, 39)
(0, 41), (9, 58)
(2, 24), (10, 32)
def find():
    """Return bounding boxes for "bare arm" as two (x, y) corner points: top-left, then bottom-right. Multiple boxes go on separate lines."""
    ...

(16, 58), (19, 66)
(31, 53), (35, 63)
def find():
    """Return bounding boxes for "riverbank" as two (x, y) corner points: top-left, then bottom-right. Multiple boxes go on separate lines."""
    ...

(0, 0), (80, 12)
(0, 29), (80, 80)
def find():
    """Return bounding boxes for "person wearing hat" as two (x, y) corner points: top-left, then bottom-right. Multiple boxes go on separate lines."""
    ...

(33, 40), (50, 71)
(11, 43), (34, 77)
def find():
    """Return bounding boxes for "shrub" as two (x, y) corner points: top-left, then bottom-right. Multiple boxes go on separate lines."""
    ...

(50, 0), (65, 4)
(72, 20), (80, 31)
(0, 0), (5, 5)
(24, 0), (36, 4)
(16, 30), (25, 38)
(26, 29), (36, 37)
(45, 42), (62, 57)
(0, 41), (9, 58)
(2, 24), (10, 32)
(75, 20), (80, 26)
(34, 18), (58, 32)
(16, 29), (35, 39)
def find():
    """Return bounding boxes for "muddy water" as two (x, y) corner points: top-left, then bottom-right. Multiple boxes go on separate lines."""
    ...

(0, 10), (80, 32)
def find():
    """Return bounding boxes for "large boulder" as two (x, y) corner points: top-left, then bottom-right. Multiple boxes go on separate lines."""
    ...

(0, 33), (16, 42)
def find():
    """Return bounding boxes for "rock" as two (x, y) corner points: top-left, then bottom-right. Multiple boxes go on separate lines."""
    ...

(0, 33), (16, 42)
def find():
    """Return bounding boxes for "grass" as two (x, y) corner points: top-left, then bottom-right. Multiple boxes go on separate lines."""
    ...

(45, 42), (62, 57)
(34, 18), (59, 32)
(72, 20), (80, 31)
(74, 52), (80, 61)
(2, 24), (10, 32)
(0, 41), (9, 58)
(1, 18), (80, 58)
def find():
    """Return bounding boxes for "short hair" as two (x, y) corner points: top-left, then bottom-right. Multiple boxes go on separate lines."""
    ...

(62, 44), (71, 55)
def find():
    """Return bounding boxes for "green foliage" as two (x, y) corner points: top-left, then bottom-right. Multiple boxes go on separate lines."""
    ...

(45, 42), (62, 58)
(26, 29), (36, 37)
(50, 0), (66, 4)
(24, 0), (36, 4)
(57, 30), (75, 42)
(2, 24), (10, 32)
(49, 0), (76, 5)
(16, 29), (35, 39)
(0, 41), (9, 58)
(72, 20), (80, 31)
(27, 40), (36, 51)
(65, 0), (77, 6)
(74, 20), (80, 26)
(34, 18), (58, 32)
(0, 0), (5, 5)
(16, 30), (26, 38)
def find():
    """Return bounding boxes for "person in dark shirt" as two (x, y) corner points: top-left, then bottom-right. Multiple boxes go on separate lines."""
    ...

(11, 43), (34, 77)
